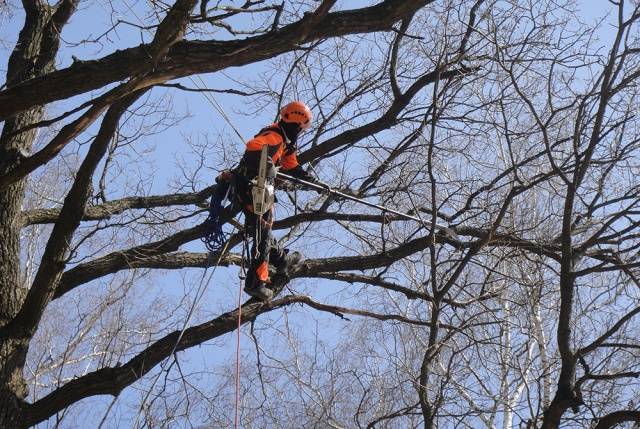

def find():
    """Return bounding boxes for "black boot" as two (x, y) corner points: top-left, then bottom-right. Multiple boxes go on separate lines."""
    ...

(244, 270), (273, 301)
(276, 249), (303, 275)
(244, 280), (274, 301)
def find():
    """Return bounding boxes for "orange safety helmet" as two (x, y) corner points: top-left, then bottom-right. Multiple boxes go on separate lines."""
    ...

(280, 101), (313, 130)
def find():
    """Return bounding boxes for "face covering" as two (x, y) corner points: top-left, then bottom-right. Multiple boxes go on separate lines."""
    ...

(279, 120), (301, 144)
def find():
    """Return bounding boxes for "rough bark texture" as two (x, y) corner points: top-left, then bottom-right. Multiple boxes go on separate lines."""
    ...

(23, 280), (291, 426)
(2, 92), (147, 340)
(0, 0), (435, 121)
(10, 1), (636, 427)
(0, 2), (78, 425)
(594, 411), (640, 429)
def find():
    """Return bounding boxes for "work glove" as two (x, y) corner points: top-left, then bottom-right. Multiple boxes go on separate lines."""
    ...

(215, 169), (234, 184)
(276, 177), (299, 192)
(287, 166), (318, 184)
(282, 167), (333, 194)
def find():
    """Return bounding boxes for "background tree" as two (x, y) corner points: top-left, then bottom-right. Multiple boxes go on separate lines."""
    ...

(1, 0), (639, 428)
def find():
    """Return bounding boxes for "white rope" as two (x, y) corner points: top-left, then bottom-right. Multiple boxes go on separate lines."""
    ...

(132, 238), (234, 428)
(192, 73), (246, 144)
(122, 0), (246, 144)
(115, 3), (248, 425)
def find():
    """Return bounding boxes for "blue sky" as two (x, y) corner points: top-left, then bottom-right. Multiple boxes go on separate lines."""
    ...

(2, 2), (354, 426)
(0, 0), (624, 427)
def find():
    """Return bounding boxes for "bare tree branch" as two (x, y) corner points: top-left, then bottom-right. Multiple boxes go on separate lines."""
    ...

(0, 0), (437, 120)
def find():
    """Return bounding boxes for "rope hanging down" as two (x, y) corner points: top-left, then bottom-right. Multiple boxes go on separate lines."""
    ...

(203, 177), (234, 252)
(132, 238), (234, 428)
(117, 2), (248, 427)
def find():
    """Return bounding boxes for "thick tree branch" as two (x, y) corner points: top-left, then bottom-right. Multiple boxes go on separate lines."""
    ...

(282, 294), (430, 326)
(53, 221), (227, 299)
(542, 8), (636, 425)
(2, 91), (146, 339)
(145, 0), (199, 68)
(0, 0), (198, 190)
(21, 289), (440, 426)
(299, 65), (476, 164)
(577, 305), (640, 357)
(53, 211), (571, 300)
(0, 0), (436, 121)
(0, 0), (80, 421)
(594, 410), (640, 429)
(22, 292), (289, 426)
(314, 272), (498, 308)
(21, 186), (215, 226)
(0, 100), (110, 190)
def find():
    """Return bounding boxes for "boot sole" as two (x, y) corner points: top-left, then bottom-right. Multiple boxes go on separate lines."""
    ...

(244, 287), (274, 302)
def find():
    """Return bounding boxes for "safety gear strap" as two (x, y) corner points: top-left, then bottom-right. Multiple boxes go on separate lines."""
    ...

(255, 125), (287, 143)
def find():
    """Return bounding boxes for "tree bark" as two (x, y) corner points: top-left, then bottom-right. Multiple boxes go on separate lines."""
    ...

(0, 0), (436, 121)
(0, 2), (78, 425)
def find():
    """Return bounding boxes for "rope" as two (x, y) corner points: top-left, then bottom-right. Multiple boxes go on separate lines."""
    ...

(235, 241), (248, 428)
(192, 74), (246, 144)
(122, 0), (246, 223)
(119, 3), (249, 426)
(203, 180), (234, 252)
(235, 287), (243, 429)
(122, 0), (246, 146)
(381, 209), (387, 253)
(133, 237), (233, 428)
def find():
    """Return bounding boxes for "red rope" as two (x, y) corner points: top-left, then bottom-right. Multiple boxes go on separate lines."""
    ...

(235, 241), (247, 429)
(234, 284), (242, 429)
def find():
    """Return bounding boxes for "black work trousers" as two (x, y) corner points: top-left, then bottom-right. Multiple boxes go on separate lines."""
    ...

(235, 173), (284, 287)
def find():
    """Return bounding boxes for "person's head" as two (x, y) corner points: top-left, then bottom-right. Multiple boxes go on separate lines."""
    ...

(278, 101), (312, 142)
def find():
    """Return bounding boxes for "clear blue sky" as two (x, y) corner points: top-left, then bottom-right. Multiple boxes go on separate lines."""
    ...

(2, 2), (351, 426)
(0, 1), (619, 427)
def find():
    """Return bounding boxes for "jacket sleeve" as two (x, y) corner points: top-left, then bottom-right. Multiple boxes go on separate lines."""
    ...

(279, 150), (300, 171)
(280, 142), (318, 183)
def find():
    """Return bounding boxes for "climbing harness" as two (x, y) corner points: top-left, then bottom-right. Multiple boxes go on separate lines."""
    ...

(246, 145), (275, 272)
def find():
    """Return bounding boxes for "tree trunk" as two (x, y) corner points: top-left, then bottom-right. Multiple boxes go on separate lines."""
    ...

(0, 2), (77, 425)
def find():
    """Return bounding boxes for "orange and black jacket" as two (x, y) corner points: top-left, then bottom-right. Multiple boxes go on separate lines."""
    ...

(239, 123), (309, 179)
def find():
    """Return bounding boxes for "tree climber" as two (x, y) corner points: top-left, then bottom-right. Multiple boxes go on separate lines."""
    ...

(221, 101), (318, 301)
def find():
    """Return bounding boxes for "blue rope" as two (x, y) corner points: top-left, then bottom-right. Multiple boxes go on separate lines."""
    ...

(203, 179), (233, 252)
